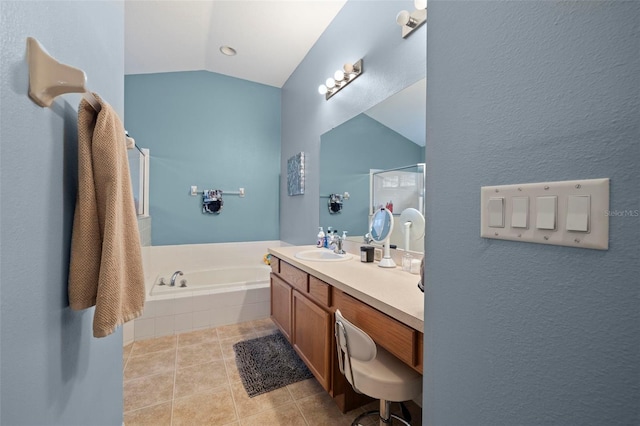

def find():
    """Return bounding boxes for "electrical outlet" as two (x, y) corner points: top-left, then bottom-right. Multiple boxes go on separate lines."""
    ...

(374, 248), (382, 261)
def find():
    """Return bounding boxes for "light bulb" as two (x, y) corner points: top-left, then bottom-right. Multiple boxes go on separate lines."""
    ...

(414, 0), (427, 10)
(318, 84), (328, 95)
(396, 10), (410, 26)
(325, 78), (336, 89)
(334, 69), (345, 82)
(343, 63), (354, 75)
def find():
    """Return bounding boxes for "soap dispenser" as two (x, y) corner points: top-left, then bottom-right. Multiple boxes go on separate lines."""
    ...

(316, 227), (325, 248)
(324, 227), (333, 248)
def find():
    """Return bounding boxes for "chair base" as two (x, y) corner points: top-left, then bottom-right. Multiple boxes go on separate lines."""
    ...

(350, 400), (412, 426)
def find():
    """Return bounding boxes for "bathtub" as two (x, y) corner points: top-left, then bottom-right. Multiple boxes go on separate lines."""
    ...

(125, 240), (287, 345)
(150, 265), (270, 297)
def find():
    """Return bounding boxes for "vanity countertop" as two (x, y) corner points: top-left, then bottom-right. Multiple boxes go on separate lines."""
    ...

(268, 245), (424, 332)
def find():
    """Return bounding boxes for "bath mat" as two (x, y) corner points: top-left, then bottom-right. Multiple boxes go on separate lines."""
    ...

(233, 331), (314, 397)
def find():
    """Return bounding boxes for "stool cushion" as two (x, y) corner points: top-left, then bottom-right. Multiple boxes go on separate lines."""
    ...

(346, 345), (422, 402)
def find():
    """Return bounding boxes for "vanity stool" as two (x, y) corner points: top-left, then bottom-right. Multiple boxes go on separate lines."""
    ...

(334, 309), (422, 425)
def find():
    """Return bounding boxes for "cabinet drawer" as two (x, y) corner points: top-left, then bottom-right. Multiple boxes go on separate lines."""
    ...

(280, 261), (308, 293)
(270, 256), (280, 274)
(308, 276), (331, 307)
(334, 290), (417, 369)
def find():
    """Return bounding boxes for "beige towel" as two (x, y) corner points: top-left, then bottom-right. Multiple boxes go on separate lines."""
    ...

(68, 94), (145, 338)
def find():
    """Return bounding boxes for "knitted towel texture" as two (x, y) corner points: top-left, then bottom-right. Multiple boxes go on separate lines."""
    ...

(68, 94), (145, 337)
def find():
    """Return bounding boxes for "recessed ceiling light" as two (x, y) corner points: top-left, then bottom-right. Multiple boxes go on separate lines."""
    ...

(220, 46), (237, 56)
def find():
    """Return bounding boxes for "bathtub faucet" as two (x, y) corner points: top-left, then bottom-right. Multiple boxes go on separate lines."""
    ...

(170, 270), (184, 287)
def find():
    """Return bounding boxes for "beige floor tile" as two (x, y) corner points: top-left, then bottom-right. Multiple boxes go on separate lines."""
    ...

(220, 334), (258, 359)
(254, 328), (279, 338)
(176, 341), (223, 367)
(250, 317), (278, 333)
(172, 387), (237, 426)
(123, 401), (172, 426)
(217, 321), (257, 339)
(239, 401), (306, 426)
(287, 378), (324, 401)
(124, 349), (176, 381)
(230, 379), (293, 419)
(178, 327), (219, 347)
(124, 372), (174, 413)
(224, 358), (242, 383)
(174, 360), (229, 399)
(297, 392), (356, 426)
(131, 335), (177, 356)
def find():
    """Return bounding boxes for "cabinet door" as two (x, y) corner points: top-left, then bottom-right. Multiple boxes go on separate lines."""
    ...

(292, 290), (332, 391)
(270, 274), (292, 341)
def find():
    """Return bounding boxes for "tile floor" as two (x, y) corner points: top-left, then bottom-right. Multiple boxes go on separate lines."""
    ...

(123, 318), (422, 425)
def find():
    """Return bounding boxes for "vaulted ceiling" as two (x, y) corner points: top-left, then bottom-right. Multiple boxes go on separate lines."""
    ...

(125, 0), (348, 88)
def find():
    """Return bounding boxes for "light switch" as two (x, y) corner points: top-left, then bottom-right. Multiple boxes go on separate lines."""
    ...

(566, 195), (590, 232)
(511, 197), (529, 229)
(536, 196), (557, 230)
(488, 197), (505, 228)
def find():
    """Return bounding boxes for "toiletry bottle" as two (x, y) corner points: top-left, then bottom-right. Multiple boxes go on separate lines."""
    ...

(317, 227), (325, 248)
(402, 252), (413, 272)
(324, 227), (332, 248)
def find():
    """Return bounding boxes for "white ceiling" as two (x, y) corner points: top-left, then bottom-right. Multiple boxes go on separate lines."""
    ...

(365, 78), (426, 146)
(125, 0), (348, 88)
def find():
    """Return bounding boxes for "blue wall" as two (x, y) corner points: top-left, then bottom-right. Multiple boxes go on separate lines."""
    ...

(425, 1), (639, 425)
(320, 113), (423, 236)
(0, 1), (125, 424)
(280, 0), (426, 245)
(125, 71), (281, 246)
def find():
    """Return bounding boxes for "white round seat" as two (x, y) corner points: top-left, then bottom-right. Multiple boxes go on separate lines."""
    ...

(335, 309), (423, 425)
(345, 344), (422, 402)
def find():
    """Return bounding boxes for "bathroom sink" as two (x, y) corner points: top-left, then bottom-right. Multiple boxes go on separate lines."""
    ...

(295, 250), (353, 262)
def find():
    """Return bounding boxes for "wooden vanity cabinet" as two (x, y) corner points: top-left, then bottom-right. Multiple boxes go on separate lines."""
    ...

(269, 255), (424, 412)
(270, 259), (333, 392)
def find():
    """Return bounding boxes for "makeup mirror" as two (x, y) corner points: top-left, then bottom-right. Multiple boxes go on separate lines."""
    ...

(370, 207), (395, 268)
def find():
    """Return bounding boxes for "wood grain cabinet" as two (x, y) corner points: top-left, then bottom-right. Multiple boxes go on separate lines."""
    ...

(269, 255), (424, 411)
(270, 274), (292, 341)
(270, 260), (332, 392)
(292, 290), (332, 391)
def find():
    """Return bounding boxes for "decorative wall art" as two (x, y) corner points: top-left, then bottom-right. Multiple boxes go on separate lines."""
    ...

(287, 152), (305, 196)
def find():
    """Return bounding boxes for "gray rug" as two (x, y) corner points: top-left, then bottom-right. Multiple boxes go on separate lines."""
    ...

(233, 331), (314, 397)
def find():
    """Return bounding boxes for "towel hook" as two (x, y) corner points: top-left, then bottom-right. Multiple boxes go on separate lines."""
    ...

(26, 37), (100, 111)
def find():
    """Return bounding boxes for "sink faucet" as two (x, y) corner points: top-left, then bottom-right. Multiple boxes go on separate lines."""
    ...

(170, 270), (183, 287)
(334, 231), (347, 255)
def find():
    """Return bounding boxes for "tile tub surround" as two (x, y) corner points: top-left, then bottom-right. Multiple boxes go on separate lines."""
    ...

(126, 241), (289, 344)
(123, 319), (422, 426)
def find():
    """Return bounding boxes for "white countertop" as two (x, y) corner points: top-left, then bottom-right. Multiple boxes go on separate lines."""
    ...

(268, 245), (424, 332)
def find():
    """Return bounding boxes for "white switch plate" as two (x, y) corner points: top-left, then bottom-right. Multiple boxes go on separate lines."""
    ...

(481, 178), (609, 250)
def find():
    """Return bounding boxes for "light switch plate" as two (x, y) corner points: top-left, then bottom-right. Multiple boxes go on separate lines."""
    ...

(481, 178), (609, 250)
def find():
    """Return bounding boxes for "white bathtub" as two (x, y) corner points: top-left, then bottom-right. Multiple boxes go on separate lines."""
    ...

(150, 265), (270, 297)
(125, 241), (288, 345)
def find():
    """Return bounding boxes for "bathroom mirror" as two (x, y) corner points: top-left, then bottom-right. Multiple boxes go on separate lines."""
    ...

(370, 207), (395, 268)
(319, 78), (426, 251)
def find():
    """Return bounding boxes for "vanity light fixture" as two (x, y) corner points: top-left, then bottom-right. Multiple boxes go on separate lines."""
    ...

(396, 0), (427, 39)
(317, 59), (363, 100)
